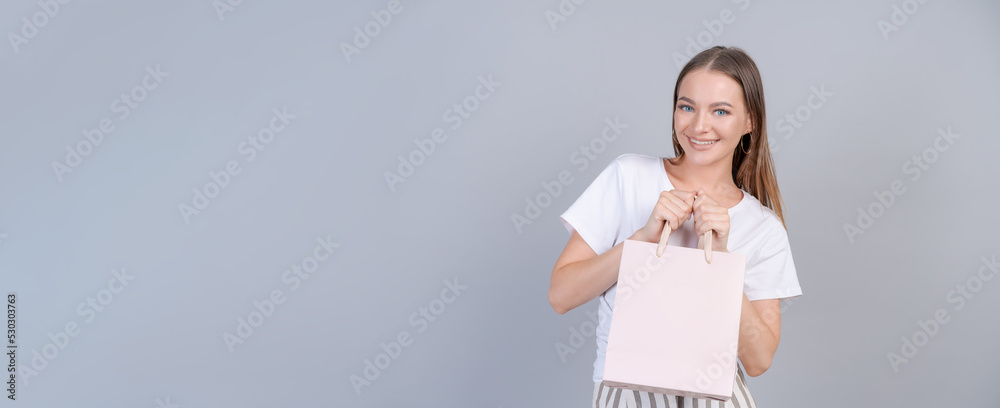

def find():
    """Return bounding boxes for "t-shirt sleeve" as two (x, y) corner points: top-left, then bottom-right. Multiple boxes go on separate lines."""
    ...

(743, 220), (803, 301)
(559, 158), (624, 256)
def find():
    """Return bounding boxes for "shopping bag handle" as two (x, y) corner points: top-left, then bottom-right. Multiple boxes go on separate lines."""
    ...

(656, 225), (713, 264)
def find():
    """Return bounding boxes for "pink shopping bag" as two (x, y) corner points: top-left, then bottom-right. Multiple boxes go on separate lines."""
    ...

(602, 237), (746, 401)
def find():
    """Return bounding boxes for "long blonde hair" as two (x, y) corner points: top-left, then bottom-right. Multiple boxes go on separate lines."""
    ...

(669, 46), (788, 230)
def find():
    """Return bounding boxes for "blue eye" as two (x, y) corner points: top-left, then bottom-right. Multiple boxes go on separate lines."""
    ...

(680, 105), (693, 112)
(714, 109), (729, 116)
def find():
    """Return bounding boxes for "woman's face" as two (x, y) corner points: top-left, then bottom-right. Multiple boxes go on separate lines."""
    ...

(673, 69), (752, 164)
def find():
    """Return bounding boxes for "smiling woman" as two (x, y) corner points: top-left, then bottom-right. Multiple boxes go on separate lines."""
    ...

(549, 46), (803, 408)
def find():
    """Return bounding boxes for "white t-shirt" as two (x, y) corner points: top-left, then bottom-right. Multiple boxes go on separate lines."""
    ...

(558, 153), (803, 383)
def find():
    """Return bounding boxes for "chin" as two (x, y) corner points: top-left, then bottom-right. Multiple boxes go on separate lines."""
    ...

(683, 145), (731, 164)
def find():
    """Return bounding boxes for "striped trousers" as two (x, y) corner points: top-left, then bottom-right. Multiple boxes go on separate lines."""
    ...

(592, 364), (757, 408)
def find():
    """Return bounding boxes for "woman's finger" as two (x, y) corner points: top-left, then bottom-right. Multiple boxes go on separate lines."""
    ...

(657, 199), (685, 231)
(661, 190), (693, 213)
(695, 213), (729, 236)
(668, 190), (696, 208)
(665, 191), (695, 220)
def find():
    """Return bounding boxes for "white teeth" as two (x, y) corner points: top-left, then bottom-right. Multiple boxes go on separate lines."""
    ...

(691, 139), (717, 145)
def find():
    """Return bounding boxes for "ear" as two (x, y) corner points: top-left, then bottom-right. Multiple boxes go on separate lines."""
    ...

(744, 116), (753, 134)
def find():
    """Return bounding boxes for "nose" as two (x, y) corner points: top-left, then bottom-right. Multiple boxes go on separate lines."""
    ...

(691, 111), (711, 134)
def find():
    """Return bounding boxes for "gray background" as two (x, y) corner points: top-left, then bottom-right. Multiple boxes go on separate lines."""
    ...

(1, 0), (998, 407)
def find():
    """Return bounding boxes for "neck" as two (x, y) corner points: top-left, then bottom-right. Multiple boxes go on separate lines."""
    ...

(668, 153), (738, 193)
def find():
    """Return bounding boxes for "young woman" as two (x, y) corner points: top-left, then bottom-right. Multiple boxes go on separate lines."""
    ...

(549, 46), (803, 408)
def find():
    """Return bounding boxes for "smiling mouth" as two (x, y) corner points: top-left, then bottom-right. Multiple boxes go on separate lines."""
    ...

(688, 136), (719, 146)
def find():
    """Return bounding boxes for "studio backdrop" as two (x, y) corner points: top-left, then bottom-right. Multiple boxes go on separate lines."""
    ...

(1, 0), (998, 407)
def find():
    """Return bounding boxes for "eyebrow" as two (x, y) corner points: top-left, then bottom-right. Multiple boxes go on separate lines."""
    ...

(678, 96), (733, 108)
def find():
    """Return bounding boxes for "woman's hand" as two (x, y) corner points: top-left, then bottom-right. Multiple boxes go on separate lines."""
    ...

(692, 187), (731, 252)
(630, 189), (696, 243)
